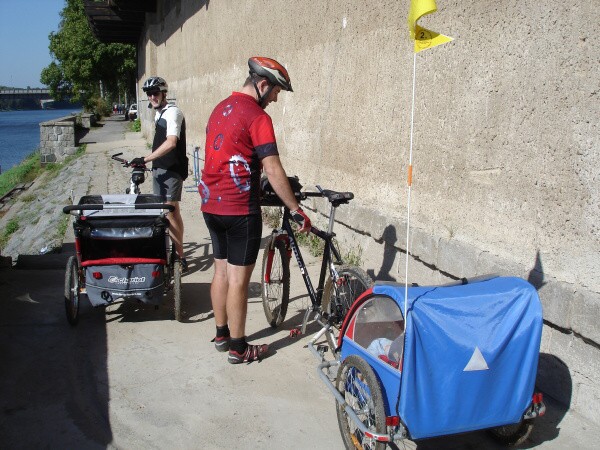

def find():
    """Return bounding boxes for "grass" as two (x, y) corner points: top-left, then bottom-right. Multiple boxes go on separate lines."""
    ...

(0, 153), (44, 198)
(55, 214), (70, 241)
(0, 145), (87, 250)
(130, 118), (141, 132)
(0, 218), (19, 248)
(262, 207), (282, 229)
(262, 206), (362, 263)
(0, 145), (87, 198)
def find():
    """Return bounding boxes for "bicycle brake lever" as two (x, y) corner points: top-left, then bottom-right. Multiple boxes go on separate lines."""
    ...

(316, 185), (323, 193)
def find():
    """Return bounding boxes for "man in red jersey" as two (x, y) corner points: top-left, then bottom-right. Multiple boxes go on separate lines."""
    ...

(200, 57), (311, 364)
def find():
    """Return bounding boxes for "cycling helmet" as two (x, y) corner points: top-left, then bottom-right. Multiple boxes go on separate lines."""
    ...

(142, 76), (168, 93)
(248, 57), (293, 92)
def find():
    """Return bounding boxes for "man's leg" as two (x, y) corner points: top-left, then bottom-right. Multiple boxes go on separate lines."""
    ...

(166, 200), (185, 258)
(225, 263), (255, 339)
(211, 258), (229, 327)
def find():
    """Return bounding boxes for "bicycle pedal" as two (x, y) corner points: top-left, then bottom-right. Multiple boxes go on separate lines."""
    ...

(289, 328), (302, 338)
(316, 344), (329, 353)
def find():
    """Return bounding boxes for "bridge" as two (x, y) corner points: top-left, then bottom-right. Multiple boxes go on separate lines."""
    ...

(0, 89), (73, 109)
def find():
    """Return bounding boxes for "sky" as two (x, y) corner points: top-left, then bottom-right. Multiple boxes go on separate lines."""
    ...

(0, 0), (65, 88)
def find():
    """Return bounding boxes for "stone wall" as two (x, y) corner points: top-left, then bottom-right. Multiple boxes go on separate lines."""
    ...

(39, 114), (94, 164)
(39, 116), (78, 165)
(134, 0), (600, 423)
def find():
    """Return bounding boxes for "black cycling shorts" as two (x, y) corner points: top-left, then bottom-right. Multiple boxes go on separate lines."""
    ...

(203, 213), (263, 266)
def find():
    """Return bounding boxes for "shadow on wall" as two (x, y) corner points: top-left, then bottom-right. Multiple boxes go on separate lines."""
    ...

(527, 250), (573, 428)
(367, 224), (400, 282)
(531, 353), (572, 444)
(143, 1), (210, 47)
(527, 250), (547, 291)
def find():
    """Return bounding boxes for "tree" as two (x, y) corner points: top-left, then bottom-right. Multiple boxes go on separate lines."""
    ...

(41, 0), (136, 112)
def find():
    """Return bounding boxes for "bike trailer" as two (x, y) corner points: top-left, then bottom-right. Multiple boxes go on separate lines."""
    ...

(72, 194), (170, 306)
(339, 276), (543, 440)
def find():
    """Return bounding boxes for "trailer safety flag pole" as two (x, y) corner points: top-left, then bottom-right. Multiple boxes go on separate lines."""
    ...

(403, 0), (453, 335)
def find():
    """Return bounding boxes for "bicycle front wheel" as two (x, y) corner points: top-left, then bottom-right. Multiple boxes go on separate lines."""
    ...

(261, 236), (290, 327)
(323, 265), (373, 326)
(336, 355), (387, 450)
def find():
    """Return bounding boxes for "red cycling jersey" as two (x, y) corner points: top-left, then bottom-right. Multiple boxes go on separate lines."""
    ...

(200, 92), (279, 215)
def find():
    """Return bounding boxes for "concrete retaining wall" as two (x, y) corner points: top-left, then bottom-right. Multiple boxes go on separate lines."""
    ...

(134, 0), (600, 423)
(40, 116), (77, 164)
(39, 113), (94, 164)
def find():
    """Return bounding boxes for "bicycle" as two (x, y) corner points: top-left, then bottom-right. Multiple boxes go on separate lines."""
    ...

(261, 177), (373, 356)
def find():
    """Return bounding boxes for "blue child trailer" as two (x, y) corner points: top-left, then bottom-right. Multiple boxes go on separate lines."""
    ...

(329, 276), (546, 447)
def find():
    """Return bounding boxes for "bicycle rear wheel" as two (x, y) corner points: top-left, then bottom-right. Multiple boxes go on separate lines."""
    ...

(261, 236), (290, 327)
(336, 355), (387, 450)
(323, 265), (373, 326)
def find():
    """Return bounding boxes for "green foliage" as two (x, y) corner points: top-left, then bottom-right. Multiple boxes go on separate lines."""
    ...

(0, 153), (43, 197)
(130, 118), (141, 132)
(262, 207), (282, 229)
(0, 145), (86, 197)
(92, 97), (113, 117)
(294, 230), (325, 257)
(0, 218), (20, 248)
(20, 194), (36, 203)
(56, 214), (70, 240)
(341, 244), (363, 266)
(41, 0), (136, 112)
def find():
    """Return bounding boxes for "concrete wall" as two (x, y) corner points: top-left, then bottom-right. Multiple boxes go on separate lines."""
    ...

(136, 0), (599, 423)
(39, 113), (94, 164)
(39, 116), (77, 164)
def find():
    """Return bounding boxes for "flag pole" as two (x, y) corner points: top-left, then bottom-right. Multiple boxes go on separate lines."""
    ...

(403, 51), (417, 324)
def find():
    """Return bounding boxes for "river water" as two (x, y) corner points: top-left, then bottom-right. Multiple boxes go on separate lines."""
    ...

(0, 109), (82, 173)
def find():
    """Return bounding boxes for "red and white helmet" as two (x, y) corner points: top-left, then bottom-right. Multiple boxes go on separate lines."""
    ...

(248, 57), (293, 92)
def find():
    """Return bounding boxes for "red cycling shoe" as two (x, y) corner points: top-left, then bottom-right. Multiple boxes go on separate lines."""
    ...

(228, 344), (269, 364)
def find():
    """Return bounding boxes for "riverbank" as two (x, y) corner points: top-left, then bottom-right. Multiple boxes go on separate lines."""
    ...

(0, 108), (84, 172)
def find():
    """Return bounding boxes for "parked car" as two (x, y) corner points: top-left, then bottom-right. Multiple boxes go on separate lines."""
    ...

(128, 104), (138, 121)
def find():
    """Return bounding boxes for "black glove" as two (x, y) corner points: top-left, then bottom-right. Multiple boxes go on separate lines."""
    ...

(290, 207), (311, 233)
(130, 157), (146, 167)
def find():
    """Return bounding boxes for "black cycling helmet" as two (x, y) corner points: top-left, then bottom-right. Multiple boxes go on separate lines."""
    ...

(248, 57), (292, 108)
(142, 76), (168, 93)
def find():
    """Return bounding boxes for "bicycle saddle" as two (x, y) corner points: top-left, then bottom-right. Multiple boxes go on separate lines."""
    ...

(321, 189), (353, 206)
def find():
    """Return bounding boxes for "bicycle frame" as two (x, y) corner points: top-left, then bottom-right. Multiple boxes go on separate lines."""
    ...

(265, 196), (344, 331)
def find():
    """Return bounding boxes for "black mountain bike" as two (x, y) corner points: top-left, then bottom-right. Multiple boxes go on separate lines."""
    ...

(261, 179), (373, 355)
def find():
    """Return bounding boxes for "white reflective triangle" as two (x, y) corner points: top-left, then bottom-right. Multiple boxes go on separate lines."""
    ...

(463, 346), (489, 371)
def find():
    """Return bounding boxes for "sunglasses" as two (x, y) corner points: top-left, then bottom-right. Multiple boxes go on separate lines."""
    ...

(147, 91), (161, 97)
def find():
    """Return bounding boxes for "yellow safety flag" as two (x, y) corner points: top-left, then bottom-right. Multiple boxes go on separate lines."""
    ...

(407, 0), (453, 53)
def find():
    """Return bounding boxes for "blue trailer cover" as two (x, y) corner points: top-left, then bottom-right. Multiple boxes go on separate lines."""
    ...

(373, 277), (542, 439)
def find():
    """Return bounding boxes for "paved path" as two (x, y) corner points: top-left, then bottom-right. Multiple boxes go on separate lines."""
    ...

(0, 116), (598, 448)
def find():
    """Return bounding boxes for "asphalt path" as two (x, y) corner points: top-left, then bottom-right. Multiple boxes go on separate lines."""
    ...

(1, 116), (598, 449)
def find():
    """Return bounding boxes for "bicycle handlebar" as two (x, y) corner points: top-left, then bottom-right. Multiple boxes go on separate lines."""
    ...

(111, 152), (149, 170)
(63, 203), (175, 214)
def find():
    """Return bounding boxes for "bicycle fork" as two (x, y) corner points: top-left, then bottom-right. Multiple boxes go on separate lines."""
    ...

(263, 230), (291, 284)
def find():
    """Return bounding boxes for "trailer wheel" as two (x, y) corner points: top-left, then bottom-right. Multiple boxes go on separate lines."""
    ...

(488, 419), (533, 446)
(64, 256), (80, 326)
(173, 260), (182, 322)
(336, 355), (387, 450)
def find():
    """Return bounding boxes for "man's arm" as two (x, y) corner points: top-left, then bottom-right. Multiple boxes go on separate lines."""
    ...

(144, 135), (177, 163)
(261, 155), (300, 211)
(261, 155), (311, 232)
